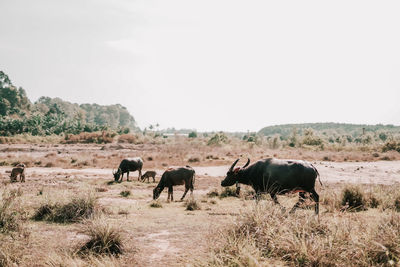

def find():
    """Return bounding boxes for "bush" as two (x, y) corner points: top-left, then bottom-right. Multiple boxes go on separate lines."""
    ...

(119, 191), (131, 198)
(219, 186), (239, 198)
(33, 194), (97, 223)
(149, 200), (163, 208)
(207, 189), (219, 198)
(79, 219), (123, 256)
(188, 131), (197, 138)
(382, 141), (400, 153)
(341, 186), (366, 211)
(207, 132), (229, 146)
(185, 199), (201, 211)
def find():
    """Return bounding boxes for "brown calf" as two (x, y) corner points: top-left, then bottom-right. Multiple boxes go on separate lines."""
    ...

(10, 163), (26, 183)
(141, 171), (157, 183)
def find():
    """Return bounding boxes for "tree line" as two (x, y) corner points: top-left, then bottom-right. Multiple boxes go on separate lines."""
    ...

(0, 71), (138, 136)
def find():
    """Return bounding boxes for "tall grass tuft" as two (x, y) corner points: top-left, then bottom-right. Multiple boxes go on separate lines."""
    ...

(0, 189), (26, 233)
(149, 200), (163, 208)
(185, 199), (201, 211)
(79, 219), (123, 256)
(219, 186), (239, 199)
(341, 186), (366, 211)
(119, 190), (131, 198)
(33, 193), (97, 223)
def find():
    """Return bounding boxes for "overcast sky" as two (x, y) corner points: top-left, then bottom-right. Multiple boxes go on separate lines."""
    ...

(1, 0), (399, 132)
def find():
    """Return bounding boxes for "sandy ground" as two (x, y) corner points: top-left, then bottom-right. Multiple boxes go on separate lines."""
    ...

(1, 160), (400, 266)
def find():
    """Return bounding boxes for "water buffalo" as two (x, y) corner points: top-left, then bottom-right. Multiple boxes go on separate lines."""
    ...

(10, 163), (26, 183)
(113, 157), (143, 182)
(153, 166), (195, 201)
(221, 158), (322, 214)
(141, 171), (156, 183)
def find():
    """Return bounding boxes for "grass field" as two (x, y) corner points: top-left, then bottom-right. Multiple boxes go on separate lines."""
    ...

(1, 143), (400, 266)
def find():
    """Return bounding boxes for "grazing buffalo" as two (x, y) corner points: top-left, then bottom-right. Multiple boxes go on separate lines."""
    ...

(113, 157), (143, 182)
(153, 166), (195, 201)
(141, 171), (156, 183)
(10, 163), (26, 183)
(221, 158), (322, 214)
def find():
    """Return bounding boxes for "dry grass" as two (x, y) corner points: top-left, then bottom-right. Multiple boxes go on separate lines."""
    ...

(119, 190), (131, 198)
(203, 202), (400, 266)
(33, 193), (97, 223)
(185, 199), (201, 211)
(79, 218), (124, 256)
(0, 188), (26, 233)
(202, 184), (400, 266)
(149, 200), (163, 208)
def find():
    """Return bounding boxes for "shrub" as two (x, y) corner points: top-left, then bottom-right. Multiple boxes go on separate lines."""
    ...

(367, 194), (381, 208)
(79, 219), (123, 256)
(341, 186), (366, 211)
(188, 131), (197, 138)
(185, 199), (201, 211)
(207, 189), (219, 198)
(382, 141), (400, 153)
(207, 132), (229, 146)
(219, 186), (239, 198)
(33, 194), (97, 223)
(188, 157), (200, 163)
(149, 200), (163, 208)
(119, 191), (131, 198)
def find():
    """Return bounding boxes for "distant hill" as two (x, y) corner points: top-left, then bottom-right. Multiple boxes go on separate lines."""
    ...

(0, 71), (138, 136)
(258, 123), (400, 139)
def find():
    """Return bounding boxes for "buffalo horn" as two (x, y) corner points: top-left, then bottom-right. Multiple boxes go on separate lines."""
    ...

(242, 158), (250, 168)
(229, 159), (240, 172)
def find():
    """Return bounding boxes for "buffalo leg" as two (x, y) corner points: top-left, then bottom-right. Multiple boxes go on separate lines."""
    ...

(290, 192), (307, 213)
(119, 173), (124, 183)
(168, 186), (173, 202)
(126, 171), (130, 181)
(181, 185), (189, 201)
(138, 169), (142, 181)
(310, 189), (319, 214)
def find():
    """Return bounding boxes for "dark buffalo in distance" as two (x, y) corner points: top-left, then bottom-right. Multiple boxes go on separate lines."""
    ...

(153, 166), (195, 201)
(113, 157), (143, 182)
(221, 158), (322, 214)
(141, 171), (157, 183)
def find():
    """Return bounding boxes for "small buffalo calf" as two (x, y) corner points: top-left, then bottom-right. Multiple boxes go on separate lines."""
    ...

(10, 163), (26, 183)
(141, 171), (156, 183)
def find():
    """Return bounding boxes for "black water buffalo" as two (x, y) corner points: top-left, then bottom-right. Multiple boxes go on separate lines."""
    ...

(221, 158), (322, 214)
(113, 157), (143, 182)
(141, 171), (157, 183)
(153, 166), (195, 201)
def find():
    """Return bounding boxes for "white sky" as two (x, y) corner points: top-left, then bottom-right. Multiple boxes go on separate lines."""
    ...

(1, 0), (399, 132)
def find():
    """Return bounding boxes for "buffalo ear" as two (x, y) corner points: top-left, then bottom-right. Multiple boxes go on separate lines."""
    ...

(242, 158), (250, 168)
